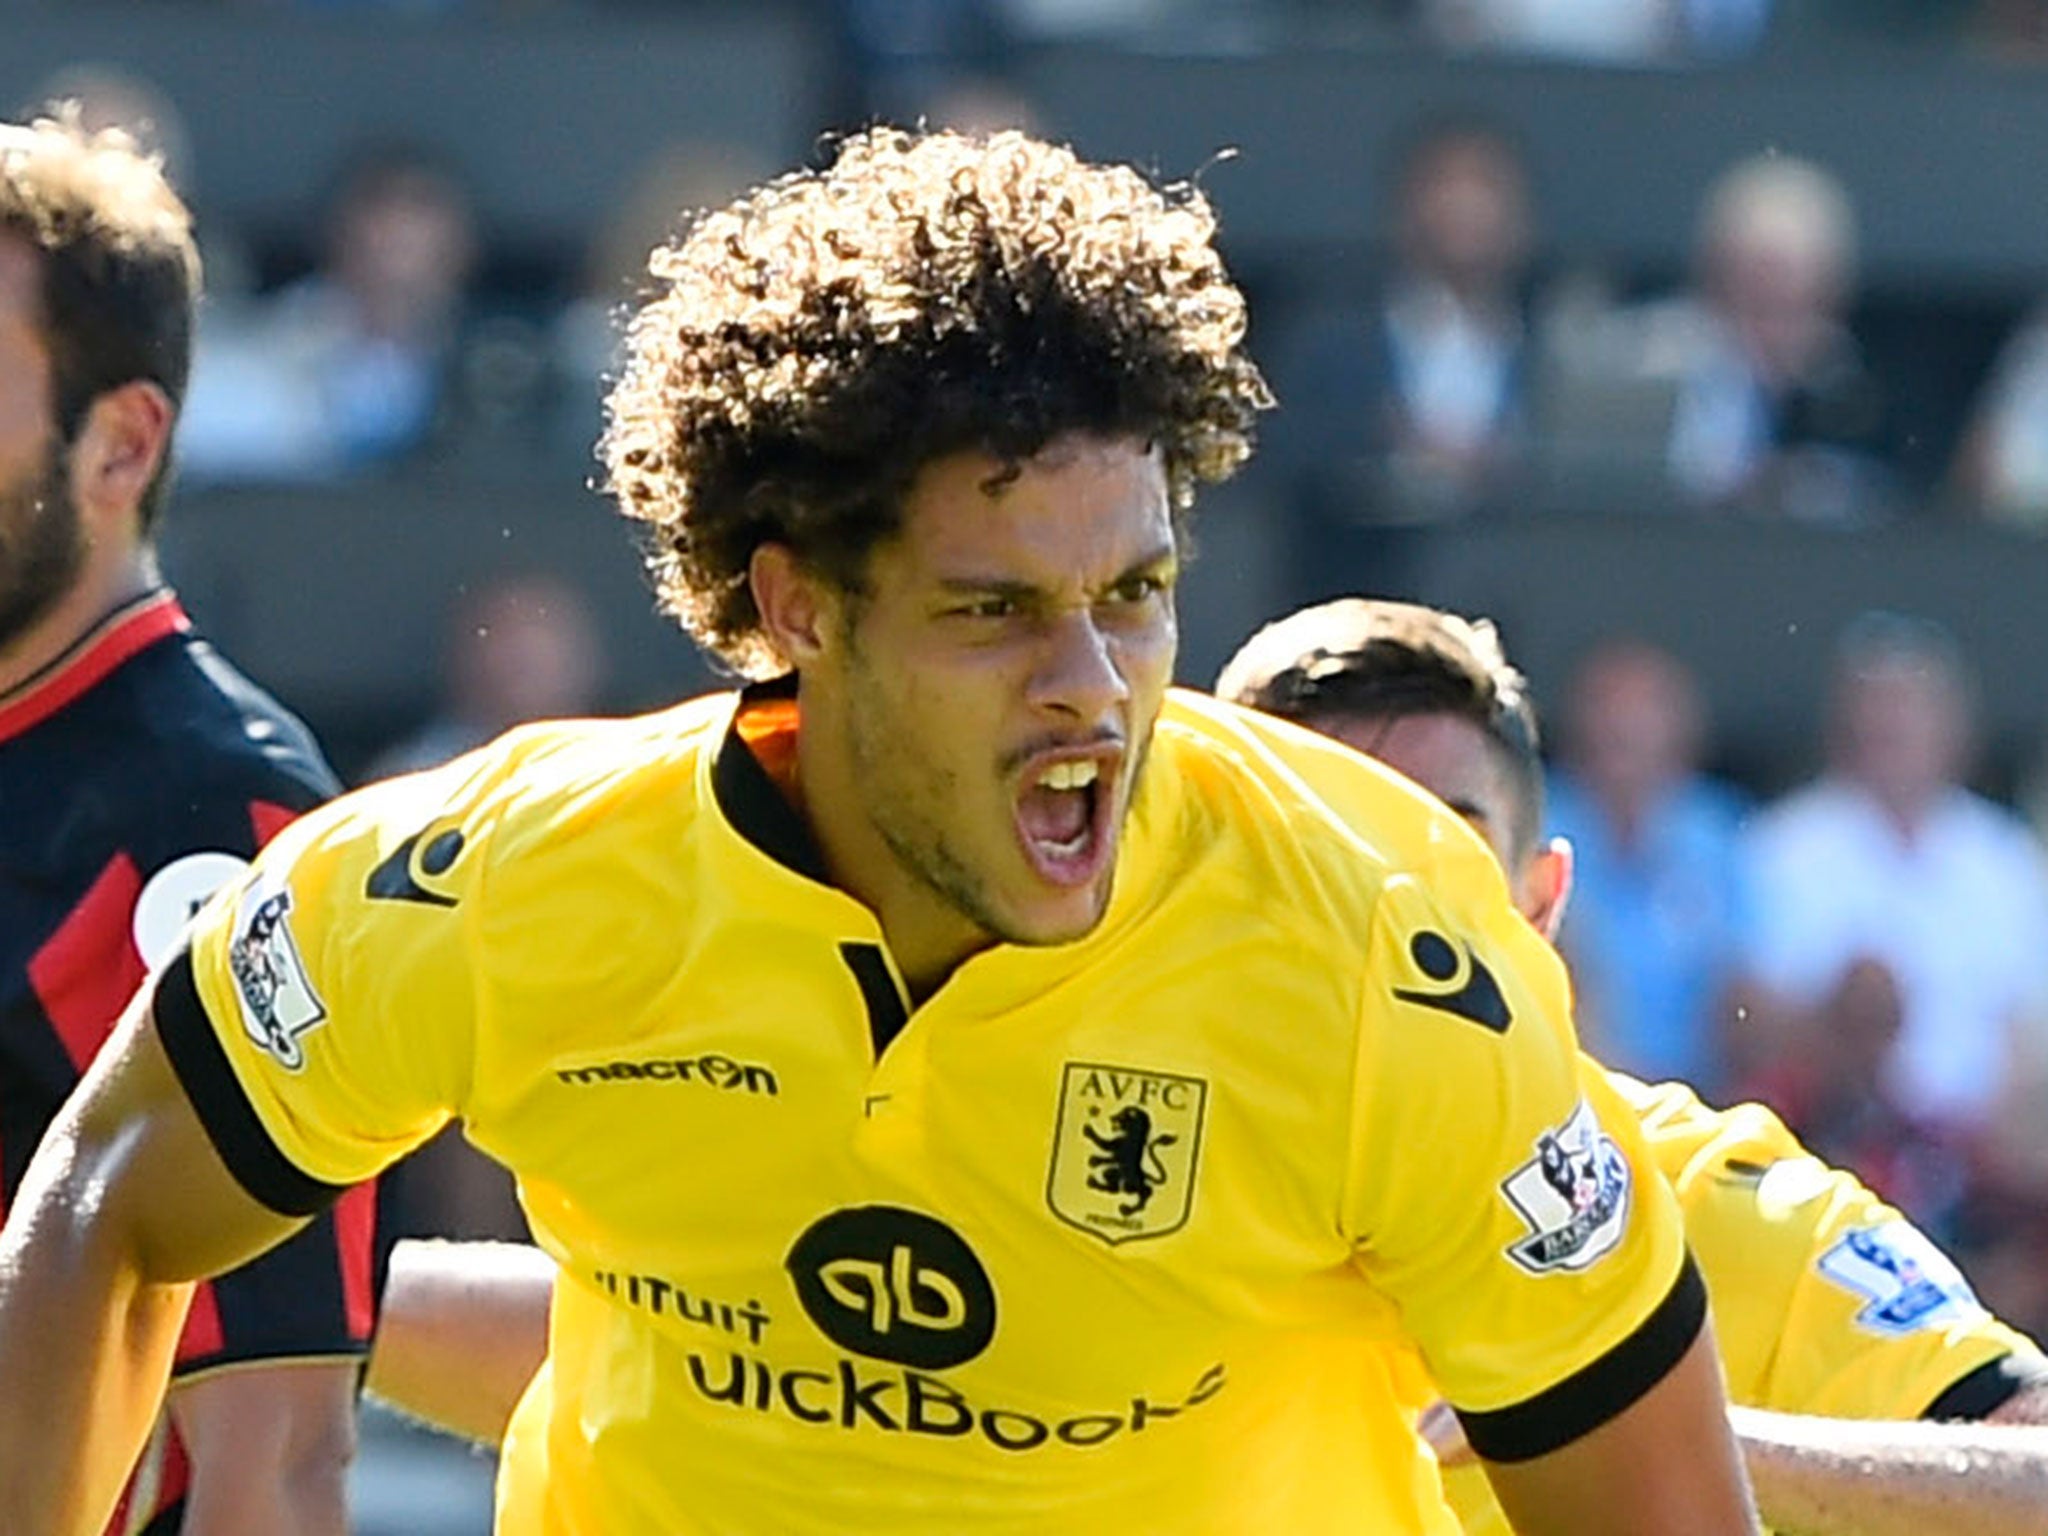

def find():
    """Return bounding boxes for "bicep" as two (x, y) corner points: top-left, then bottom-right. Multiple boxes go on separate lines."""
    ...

(33, 987), (310, 1286)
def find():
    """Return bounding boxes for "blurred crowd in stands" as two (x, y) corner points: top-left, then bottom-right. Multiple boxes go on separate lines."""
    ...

(48, 17), (2048, 532)
(1262, 112), (2048, 531)
(1547, 613), (2048, 1340)
(23, 3), (2048, 1344)
(38, 0), (2048, 65)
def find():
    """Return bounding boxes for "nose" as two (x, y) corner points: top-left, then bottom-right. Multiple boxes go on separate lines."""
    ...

(1026, 609), (1130, 722)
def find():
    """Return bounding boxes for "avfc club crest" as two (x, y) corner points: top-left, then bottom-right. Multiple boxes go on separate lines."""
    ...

(1047, 1062), (1207, 1244)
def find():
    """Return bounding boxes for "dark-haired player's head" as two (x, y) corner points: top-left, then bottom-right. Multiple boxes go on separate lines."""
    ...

(1217, 596), (1570, 936)
(602, 127), (1269, 974)
(0, 108), (197, 646)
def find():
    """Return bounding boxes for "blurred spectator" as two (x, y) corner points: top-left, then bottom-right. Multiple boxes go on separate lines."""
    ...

(1545, 638), (1751, 1092)
(1737, 612), (2048, 1153)
(1576, 153), (1897, 521)
(21, 62), (193, 193)
(1266, 116), (1538, 528)
(1968, 0), (2048, 57)
(834, 0), (1012, 123)
(367, 572), (606, 781)
(915, 71), (1044, 136)
(548, 140), (771, 465)
(179, 140), (478, 481)
(1663, 154), (1891, 518)
(17, 64), (261, 302)
(1734, 956), (1980, 1238)
(1948, 299), (2048, 525)
(1421, 0), (1772, 60)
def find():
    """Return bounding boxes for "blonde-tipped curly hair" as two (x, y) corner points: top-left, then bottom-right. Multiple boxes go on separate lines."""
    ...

(602, 126), (1270, 677)
(0, 107), (199, 530)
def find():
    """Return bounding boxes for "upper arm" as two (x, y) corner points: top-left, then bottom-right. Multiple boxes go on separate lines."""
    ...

(1733, 1152), (2040, 1421)
(1484, 1320), (1760, 1536)
(1929, 1354), (2048, 1426)
(18, 985), (308, 1288)
(1344, 863), (1698, 1451)
(164, 775), (487, 1197)
(1985, 1378), (2048, 1426)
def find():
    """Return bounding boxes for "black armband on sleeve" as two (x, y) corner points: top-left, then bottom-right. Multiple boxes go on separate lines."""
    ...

(155, 946), (349, 1218)
(1924, 1350), (2048, 1422)
(1456, 1251), (1708, 1464)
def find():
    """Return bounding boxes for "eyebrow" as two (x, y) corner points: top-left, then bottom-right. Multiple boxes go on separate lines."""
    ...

(935, 544), (1179, 600)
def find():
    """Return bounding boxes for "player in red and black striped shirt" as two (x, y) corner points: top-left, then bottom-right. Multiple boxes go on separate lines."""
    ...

(0, 111), (373, 1535)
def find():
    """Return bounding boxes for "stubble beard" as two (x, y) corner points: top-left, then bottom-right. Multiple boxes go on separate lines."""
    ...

(842, 645), (1026, 950)
(0, 446), (85, 653)
(841, 656), (1154, 954)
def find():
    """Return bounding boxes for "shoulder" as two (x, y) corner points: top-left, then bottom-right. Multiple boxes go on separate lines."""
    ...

(1606, 1070), (1807, 1189)
(32, 630), (338, 883)
(1945, 790), (2047, 863)
(121, 632), (341, 811)
(1147, 691), (1521, 951)
(1154, 689), (1499, 879)
(1742, 780), (1859, 854)
(1677, 773), (1750, 828)
(270, 693), (737, 895)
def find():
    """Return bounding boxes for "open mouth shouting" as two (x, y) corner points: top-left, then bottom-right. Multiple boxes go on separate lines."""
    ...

(1013, 747), (1123, 890)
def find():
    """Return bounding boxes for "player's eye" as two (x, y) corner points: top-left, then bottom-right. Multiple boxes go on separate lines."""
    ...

(949, 595), (1017, 621)
(1105, 574), (1167, 606)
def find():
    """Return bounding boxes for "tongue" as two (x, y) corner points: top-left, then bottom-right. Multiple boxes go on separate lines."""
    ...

(1017, 785), (1090, 846)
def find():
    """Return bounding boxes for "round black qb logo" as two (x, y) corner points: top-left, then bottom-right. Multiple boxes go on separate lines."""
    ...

(785, 1205), (997, 1371)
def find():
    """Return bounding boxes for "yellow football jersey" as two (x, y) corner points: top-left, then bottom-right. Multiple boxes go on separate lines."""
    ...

(164, 684), (1699, 1534)
(1437, 1072), (2045, 1536)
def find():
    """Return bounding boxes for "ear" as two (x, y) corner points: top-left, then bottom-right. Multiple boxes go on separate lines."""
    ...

(67, 380), (172, 533)
(1521, 835), (1574, 943)
(748, 543), (836, 671)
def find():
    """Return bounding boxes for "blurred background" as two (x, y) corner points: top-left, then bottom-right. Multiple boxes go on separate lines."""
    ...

(16, 0), (2048, 1523)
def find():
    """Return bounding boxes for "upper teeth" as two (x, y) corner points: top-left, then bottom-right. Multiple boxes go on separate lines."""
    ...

(1039, 760), (1100, 791)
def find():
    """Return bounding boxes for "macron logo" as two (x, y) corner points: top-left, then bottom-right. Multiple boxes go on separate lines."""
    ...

(556, 1054), (779, 1096)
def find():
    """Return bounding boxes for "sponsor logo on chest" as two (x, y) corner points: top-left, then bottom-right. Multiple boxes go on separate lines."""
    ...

(555, 1053), (779, 1094)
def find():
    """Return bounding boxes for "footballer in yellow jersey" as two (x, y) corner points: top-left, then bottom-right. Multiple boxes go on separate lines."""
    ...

(1219, 595), (2048, 1536)
(358, 590), (2048, 1532)
(162, 683), (1696, 1533)
(0, 128), (1760, 1536)
(1436, 1072), (2047, 1536)
(1616, 1075), (2039, 1423)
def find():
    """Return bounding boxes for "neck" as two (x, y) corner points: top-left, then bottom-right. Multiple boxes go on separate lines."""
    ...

(1595, 779), (1660, 849)
(1862, 780), (1939, 842)
(792, 682), (990, 1003)
(0, 546), (158, 699)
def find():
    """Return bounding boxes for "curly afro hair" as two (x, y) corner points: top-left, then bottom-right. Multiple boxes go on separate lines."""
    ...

(601, 126), (1270, 677)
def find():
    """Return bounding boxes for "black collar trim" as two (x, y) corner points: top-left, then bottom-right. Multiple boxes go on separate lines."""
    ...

(711, 674), (832, 884)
